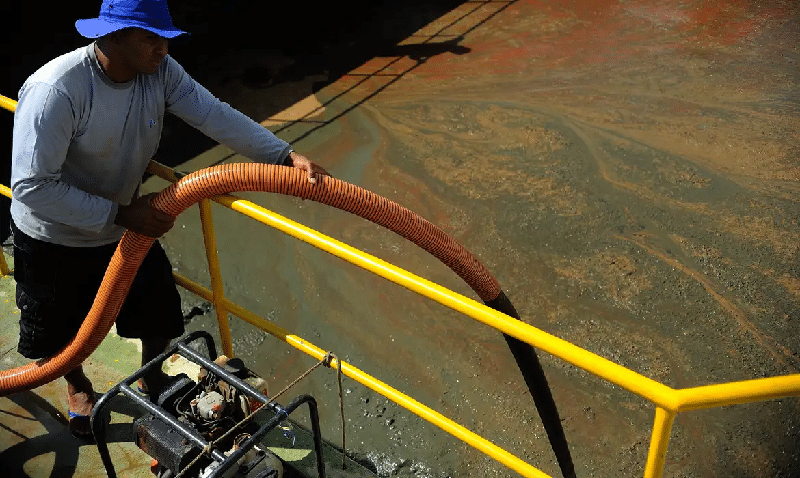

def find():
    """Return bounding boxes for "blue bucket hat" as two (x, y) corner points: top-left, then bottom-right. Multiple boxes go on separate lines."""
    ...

(75, 0), (188, 39)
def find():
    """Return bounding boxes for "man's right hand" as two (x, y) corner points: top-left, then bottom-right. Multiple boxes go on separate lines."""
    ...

(114, 193), (175, 238)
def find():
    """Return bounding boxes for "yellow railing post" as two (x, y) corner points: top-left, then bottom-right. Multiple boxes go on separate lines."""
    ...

(643, 407), (676, 478)
(198, 199), (234, 358)
(0, 250), (10, 277)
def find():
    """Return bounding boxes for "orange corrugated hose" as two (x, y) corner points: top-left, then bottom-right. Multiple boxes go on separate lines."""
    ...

(0, 163), (500, 395)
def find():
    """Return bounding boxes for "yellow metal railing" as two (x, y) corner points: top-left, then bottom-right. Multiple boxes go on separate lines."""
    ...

(3, 92), (800, 478)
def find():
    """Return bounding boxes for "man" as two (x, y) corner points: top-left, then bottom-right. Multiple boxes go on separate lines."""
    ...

(11, 0), (329, 439)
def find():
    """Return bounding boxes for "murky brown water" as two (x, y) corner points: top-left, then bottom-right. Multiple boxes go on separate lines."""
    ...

(144, 1), (800, 476)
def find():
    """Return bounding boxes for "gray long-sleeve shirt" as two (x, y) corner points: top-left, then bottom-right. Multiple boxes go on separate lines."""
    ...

(11, 43), (292, 247)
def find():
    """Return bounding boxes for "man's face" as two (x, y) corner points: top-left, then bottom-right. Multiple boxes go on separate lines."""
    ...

(114, 27), (169, 75)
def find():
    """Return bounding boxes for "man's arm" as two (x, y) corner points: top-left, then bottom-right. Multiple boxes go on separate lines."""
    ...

(162, 57), (330, 181)
(11, 82), (118, 233)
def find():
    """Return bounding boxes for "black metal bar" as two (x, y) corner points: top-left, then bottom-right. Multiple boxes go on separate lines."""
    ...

(305, 395), (326, 477)
(175, 329), (219, 362)
(91, 331), (325, 478)
(93, 381), (229, 476)
(206, 395), (326, 478)
(101, 330), (219, 398)
(91, 331), (235, 477)
(92, 385), (119, 478)
(486, 291), (576, 478)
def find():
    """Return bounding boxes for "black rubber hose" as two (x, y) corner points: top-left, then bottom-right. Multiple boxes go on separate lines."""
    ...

(486, 291), (576, 478)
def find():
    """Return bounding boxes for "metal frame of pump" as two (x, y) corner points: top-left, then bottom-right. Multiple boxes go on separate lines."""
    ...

(91, 331), (327, 478)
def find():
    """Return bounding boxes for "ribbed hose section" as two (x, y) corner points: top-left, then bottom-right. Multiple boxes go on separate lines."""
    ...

(0, 232), (156, 395)
(0, 164), (500, 395)
(153, 163), (501, 300)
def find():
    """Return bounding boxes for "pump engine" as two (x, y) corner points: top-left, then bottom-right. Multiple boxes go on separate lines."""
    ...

(133, 356), (283, 478)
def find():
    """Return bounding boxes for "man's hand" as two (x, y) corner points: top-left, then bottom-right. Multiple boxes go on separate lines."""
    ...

(114, 193), (175, 238)
(286, 151), (331, 184)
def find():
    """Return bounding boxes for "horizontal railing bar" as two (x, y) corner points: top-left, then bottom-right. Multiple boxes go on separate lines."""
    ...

(149, 166), (675, 404)
(4, 141), (797, 413)
(172, 272), (552, 478)
(150, 162), (800, 412)
(211, 189), (680, 409)
(147, 161), (683, 410)
(673, 374), (800, 412)
(0, 94), (16, 112)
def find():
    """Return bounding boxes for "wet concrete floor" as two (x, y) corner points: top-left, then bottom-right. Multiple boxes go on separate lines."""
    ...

(7, 0), (799, 477)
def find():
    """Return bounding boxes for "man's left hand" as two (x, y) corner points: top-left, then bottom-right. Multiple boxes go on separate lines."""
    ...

(286, 151), (331, 184)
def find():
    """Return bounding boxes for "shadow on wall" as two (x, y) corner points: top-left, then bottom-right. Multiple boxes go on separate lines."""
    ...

(156, 0), (472, 169)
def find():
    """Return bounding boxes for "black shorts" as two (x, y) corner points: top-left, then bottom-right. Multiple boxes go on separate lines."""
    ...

(11, 221), (185, 360)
